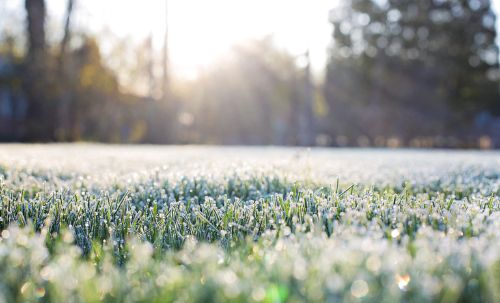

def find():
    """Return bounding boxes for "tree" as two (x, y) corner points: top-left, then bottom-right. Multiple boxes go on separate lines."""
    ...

(69, 37), (120, 140)
(24, 0), (54, 141)
(180, 38), (312, 145)
(324, 0), (500, 146)
(56, 0), (75, 140)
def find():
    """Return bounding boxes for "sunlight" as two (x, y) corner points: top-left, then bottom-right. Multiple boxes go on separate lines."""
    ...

(67, 0), (336, 79)
(1, 1), (500, 299)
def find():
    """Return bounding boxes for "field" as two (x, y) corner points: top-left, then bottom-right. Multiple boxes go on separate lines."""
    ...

(0, 145), (499, 302)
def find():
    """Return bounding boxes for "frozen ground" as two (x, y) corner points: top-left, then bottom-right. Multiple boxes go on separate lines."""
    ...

(0, 144), (498, 302)
(0, 144), (499, 190)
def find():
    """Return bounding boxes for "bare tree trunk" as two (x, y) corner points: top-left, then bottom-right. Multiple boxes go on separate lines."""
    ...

(162, 0), (169, 101)
(26, 0), (45, 55)
(60, 0), (74, 57)
(298, 51), (316, 146)
(24, 0), (52, 141)
(56, 0), (75, 141)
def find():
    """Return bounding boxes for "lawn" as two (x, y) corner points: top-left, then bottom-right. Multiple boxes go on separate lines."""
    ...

(0, 145), (499, 302)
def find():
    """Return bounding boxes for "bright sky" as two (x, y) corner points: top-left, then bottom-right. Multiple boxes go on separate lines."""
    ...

(2, 0), (500, 80)
(66, 0), (337, 80)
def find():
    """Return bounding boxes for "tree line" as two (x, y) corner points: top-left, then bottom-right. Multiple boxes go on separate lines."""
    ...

(324, 0), (500, 147)
(0, 0), (499, 147)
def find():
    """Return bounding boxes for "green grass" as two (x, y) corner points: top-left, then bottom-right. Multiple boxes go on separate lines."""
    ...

(0, 145), (499, 302)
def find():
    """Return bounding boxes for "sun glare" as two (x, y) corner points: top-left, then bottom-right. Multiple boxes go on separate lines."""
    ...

(66, 0), (336, 79)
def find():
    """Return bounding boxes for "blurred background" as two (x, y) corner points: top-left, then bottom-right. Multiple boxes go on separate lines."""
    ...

(0, 0), (499, 148)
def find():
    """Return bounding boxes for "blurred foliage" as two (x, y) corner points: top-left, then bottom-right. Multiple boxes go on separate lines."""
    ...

(0, 0), (178, 143)
(324, 0), (500, 147)
(175, 38), (314, 145)
(0, 0), (499, 147)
